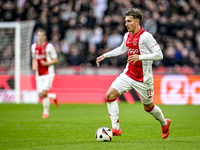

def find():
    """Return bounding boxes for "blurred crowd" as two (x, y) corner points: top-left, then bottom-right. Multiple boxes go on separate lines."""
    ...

(0, 0), (200, 74)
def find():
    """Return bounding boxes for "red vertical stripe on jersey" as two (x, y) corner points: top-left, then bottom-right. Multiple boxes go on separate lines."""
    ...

(125, 27), (146, 82)
(35, 42), (49, 76)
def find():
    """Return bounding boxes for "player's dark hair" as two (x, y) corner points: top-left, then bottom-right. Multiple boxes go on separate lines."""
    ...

(36, 28), (47, 36)
(125, 8), (143, 24)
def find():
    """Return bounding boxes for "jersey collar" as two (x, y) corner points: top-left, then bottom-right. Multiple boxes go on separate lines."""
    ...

(130, 27), (145, 38)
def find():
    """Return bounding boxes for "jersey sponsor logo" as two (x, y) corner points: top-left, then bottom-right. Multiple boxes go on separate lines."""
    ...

(127, 47), (139, 54)
(35, 54), (46, 59)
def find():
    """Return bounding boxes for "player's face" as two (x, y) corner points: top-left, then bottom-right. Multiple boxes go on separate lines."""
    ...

(36, 31), (46, 44)
(125, 16), (139, 32)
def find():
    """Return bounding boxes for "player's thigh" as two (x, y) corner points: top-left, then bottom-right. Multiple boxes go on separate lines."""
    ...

(131, 80), (154, 105)
(110, 74), (133, 96)
(43, 75), (55, 91)
(36, 76), (44, 93)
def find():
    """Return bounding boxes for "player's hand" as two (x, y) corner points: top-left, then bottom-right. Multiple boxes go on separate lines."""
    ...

(128, 54), (139, 65)
(96, 55), (105, 67)
(40, 60), (49, 66)
(32, 66), (36, 71)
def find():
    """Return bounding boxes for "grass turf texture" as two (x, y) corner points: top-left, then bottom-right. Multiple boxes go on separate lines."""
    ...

(0, 102), (200, 150)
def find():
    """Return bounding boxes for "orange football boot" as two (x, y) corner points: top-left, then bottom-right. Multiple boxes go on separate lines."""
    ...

(161, 118), (171, 139)
(112, 128), (122, 136)
(42, 114), (49, 118)
(53, 94), (59, 107)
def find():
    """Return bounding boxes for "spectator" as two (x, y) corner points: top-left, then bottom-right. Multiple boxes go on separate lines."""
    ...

(86, 44), (98, 67)
(1, 45), (14, 70)
(89, 25), (103, 50)
(163, 46), (176, 67)
(107, 30), (123, 49)
(174, 40), (184, 66)
(67, 44), (84, 66)
(92, 0), (107, 23)
(142, 10), (157, 35)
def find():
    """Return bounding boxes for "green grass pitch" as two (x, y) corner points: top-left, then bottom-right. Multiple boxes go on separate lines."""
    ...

(0, 102), (200, 150)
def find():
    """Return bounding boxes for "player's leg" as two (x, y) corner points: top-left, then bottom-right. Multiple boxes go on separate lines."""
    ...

(134, 81), (171, 139)
(39, 90), (50, 118)
(143, 102), (171, 139)
(106, 87), (120, 129)
(48, 93), (58, 107)
(143, 102), (167, 127)
(47, 75), (58, 107)
(40, 75), (55, 118)
(106, 87), (122, 136)
(36, 76), (50, 118)
(107, 74), (133, 136)
(48, 93), (56, 99)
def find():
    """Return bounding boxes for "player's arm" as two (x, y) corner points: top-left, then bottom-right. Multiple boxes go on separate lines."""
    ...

(96, 55), (105, 67)
(32, 58), (36, 71)
(128, 50), (163, 64)
(96, 45), (126, 67)
(40, 58), (58, 66)
(128, 33), (163, 64)
(140, 33), (163, 61)
(96, 33), (128, 67)
(41, 43), (58, 66)
(139, 49), (163, 60)
(31, 44), (36, 71)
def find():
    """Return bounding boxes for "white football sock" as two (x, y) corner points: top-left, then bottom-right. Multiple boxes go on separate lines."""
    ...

(48, 93), (56, 100)
(43, 97), (50, 115)
(148, 104), (167, 127)
(107, 100), (120, 130)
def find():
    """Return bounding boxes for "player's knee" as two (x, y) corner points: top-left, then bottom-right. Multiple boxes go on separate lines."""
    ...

(106, 88), (119, 100)
(143, 103), (154, 112)
(39, 91), (48, 99)
(43, 93), (47, 97)
(106, 91), (118, 100)
(144, 106), (149, 112)
(39, 93), (43, 99)
(43, 92), (47, 97)
(42, 90), (48, 97)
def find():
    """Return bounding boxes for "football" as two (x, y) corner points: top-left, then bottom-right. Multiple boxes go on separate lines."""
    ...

(95, 127), (113, 142)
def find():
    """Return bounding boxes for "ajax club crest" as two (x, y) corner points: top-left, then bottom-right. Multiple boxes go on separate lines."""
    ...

(133, 40), (137, 46)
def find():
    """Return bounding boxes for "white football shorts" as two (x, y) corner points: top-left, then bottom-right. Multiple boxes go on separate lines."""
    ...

(110, 73), (154, 104)
(36, 74), (55, 93)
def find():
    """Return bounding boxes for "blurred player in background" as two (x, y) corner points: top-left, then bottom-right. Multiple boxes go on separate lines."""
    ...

(32, 28), (58, 118)
(96, 8), (171, 139)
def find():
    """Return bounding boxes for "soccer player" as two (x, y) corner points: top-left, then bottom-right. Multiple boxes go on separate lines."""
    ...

(96, 8), (171, 139)
(32, 28), (58, 118)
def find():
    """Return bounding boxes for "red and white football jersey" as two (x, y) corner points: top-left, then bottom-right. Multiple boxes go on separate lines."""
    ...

(31, 42), (57, 76)
(103, 27), (163, 84)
